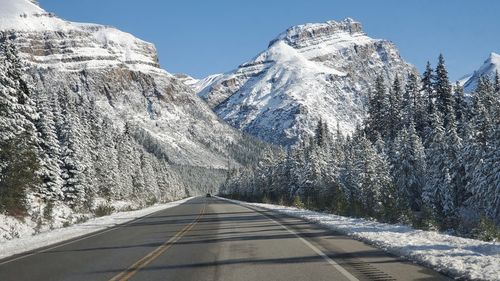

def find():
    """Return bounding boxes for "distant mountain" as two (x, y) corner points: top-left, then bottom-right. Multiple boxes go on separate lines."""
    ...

(0, 0), (265, 227)
(191, 18), (416, 146)
(462, 52), (500, 92)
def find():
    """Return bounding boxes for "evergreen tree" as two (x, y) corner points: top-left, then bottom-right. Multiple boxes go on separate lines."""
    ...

(35, 90), (63, 200)
(434, 54), (453, 123)
(366, 75), (390, 140)
(392, 123), (426, 216)
(403, 73), (420, 128)
(443, 106), (465, 220)
(58, 91), (86, 207)
(453, 82), (468, 138)
(0, 41), (40, 215)
(423, 111), (454, 229)
(388, 76), (403, 140)
(421, 61), (435, 117)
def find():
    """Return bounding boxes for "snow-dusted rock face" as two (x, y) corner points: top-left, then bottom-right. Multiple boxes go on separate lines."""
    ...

(462, 52), (500, 92)
(0, 0), (161, 74)
(196, 18), (416, 146)
(0, 0), (260, 205)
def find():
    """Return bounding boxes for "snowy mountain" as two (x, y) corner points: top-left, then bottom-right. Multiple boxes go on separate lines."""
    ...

(178, 73), (224, 95)
(194, 18), (416, 146)
(462, 52), (500, 92)
(0, 0), (266, 228)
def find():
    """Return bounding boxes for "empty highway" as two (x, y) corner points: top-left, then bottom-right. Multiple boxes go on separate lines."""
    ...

(0, 197), (451, 281)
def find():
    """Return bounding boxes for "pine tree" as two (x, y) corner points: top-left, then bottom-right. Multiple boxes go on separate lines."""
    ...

(58, 91), (86, 207)
(403, 73), (419, 128)
(434, 54), (453, 125)
(423, 111), (454, 229)
(35, 90), (63, 200)
(388, 76), (403, 140)
(464, 89), (496, 221)
(392, 123), (426, 217)
(421, 61), (435, 117)
(453, 82), (468, 138)
(366, 75), (390, 140)
(443, 106), (465, 220)
(0, 41), (40, 216)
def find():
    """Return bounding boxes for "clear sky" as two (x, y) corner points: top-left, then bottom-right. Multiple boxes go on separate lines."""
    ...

(38, 0), (499, 80)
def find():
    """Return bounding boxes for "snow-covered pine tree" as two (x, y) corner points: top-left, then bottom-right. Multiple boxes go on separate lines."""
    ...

(423, 111), (455, 229)
(402, 74), (417, 128)
(443, 105), (465, 224)
(374, 141), (397, 222)
(0, 41), (40, 216)
(476, 76), (497, 119)
(58, 90), (86, 207)
(35, 90), (63, 201)
(392, 122), (426, 219)
(434, 55), (453, 121)
(421, 61), (435, 118)
(453, 82), (469, 138)
(464, 82), (497, 222)
(346, 129), (381, 217)
(366, 75), (390, 141)
(388, 76), (403, 140)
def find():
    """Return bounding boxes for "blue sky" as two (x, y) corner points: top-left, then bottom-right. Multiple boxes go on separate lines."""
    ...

(39, 0), (499, 80)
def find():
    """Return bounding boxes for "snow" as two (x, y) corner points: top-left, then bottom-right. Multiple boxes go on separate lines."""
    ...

(0, 0), (162, 74)
(463, 52), (500, 92)
(0, 197), (195, 260)
(254, 41), (346, 76)
(221, 198), (500, 281)
(190, 73), (224, 93)
(0, 0), (75, 31)
(195, 18), (415, 146)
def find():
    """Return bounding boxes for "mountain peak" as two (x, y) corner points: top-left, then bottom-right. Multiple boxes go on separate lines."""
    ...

(269, 18), (364, 48)
(487, 52), (500, 65)
(462, 52), (500, 92)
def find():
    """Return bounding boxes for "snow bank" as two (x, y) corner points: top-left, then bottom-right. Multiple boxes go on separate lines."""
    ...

(221, 198), (500, 281)
(0, 197), (194, 260)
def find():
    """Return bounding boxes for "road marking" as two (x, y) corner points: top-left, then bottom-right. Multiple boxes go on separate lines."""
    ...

(108, 203), (206, 281)
(0, 203), (178, 266)
(243, 204), (360, 281)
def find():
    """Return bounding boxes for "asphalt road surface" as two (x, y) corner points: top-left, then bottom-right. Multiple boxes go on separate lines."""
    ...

(0, 197), (452, 281)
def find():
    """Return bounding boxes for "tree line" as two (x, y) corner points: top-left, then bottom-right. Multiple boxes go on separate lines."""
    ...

(0, 41), (268, 226)
(221, 55), (500, 240)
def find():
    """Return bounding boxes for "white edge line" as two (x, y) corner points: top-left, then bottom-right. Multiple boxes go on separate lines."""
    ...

(0, 197), (196, 266)
(218, 197), (359, 281)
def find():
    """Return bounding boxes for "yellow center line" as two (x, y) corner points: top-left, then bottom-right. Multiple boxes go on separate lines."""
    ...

(108, 203), (206, 281)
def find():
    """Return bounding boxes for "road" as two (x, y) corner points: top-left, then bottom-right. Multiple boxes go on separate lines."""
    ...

(0, 197), (451, 281)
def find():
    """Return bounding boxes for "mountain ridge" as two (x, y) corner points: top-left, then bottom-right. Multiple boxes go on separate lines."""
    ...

(462, 52), (500, 92)
(192, 18), (416, 146)
(0, 0), (268, 234)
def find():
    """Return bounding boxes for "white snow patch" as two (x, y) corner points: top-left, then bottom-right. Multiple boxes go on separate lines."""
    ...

(221, 197), (500, 281)
(0, 197), (194, 260)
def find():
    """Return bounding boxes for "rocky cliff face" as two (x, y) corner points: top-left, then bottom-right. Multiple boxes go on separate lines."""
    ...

(0, 0), (265, 228)
(195, 19), (416, 146)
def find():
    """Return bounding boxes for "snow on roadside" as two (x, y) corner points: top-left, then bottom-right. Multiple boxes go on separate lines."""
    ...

(0, 197), (194, 260)
(221, 197), (500, 281)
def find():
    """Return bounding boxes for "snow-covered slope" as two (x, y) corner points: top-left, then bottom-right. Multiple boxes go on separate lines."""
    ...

(0, 0), (266, 217)
(179, 73), (224, 95)
(462, 52), (500, 92)
(196, 19), (416, 146)
(0, 0), (161, 74)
